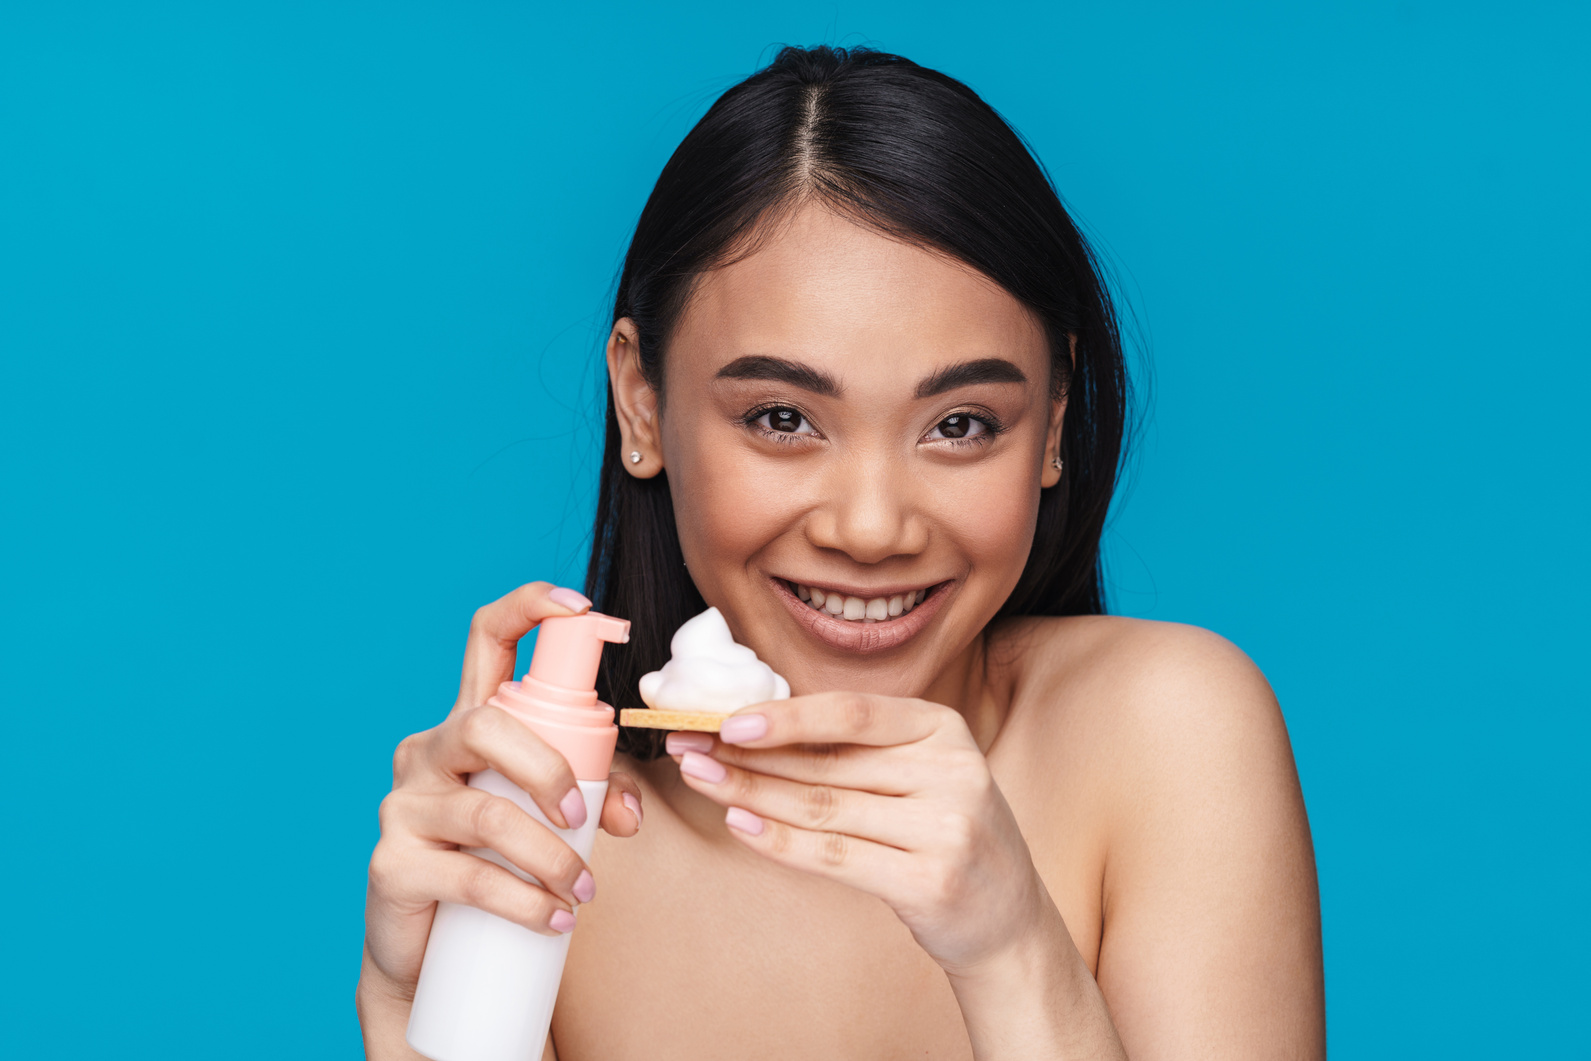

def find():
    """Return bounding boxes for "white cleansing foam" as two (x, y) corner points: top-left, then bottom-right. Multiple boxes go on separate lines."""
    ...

(636, 607), (790, 714)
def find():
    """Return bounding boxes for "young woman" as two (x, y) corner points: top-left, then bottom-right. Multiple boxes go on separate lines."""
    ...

(357, 46), (1324, 1060)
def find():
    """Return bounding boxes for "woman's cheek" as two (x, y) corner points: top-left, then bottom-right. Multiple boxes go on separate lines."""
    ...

(935, 448), (1043, 595)
(667, 428), (804, 594)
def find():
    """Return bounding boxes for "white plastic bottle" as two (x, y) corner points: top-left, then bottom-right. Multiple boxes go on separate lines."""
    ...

(406, 611), (631, 1061)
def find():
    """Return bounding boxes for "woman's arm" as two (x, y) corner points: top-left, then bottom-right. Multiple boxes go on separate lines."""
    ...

(942, 893), (1125, 1059)
(1089, 627), (1324, 1058)
(672, 626), (1322, 1059)
(940, 629), (1322, 1059)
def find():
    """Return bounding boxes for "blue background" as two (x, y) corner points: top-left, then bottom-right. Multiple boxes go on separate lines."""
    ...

(2, 2), (1586, 1056)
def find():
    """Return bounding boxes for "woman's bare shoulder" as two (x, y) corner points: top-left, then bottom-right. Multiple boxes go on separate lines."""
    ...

(998, 614), (1284, 748)
(1000, 616), (1322, 1053)
(994, 614), (1307, 863)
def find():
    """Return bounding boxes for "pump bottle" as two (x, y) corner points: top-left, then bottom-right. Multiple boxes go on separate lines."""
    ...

(406, 610), (630, 1061)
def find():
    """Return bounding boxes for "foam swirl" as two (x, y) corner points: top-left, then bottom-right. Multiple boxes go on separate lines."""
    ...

(637, 607), (790, 714)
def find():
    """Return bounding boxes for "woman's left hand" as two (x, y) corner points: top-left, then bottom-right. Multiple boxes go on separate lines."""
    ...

(666, 692), (1051, 974)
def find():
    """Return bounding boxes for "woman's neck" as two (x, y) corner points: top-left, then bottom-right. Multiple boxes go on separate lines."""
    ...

(922, 627), (1015, 755)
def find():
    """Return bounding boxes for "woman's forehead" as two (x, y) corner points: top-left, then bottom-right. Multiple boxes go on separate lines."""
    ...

(670, 204), (1048, 382)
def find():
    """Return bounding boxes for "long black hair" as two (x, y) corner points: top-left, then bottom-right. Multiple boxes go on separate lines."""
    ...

(586, 45), (1131, 759)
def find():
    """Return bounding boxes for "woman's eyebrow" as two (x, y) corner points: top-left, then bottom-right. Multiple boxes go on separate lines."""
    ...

(715, 355), (842, 396)
(914, 358), (1028, 398)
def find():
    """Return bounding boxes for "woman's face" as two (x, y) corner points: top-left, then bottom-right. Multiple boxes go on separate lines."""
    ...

(611, 203), (1065, 700)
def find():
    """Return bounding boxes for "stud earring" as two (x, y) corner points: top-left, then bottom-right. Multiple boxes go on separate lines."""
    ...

(1051, 456), (1063, 471)
(629, 450), (642, 464)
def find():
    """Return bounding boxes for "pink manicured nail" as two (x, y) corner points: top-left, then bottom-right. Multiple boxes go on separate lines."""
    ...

(665, 731), (714, 755)
(679, 750), (727, 784)
(719, 714), (768, 744)
(548, 587), (592, 612)
(621, 791), (643, 827)
(549, 909), (577, 933)
(572, 870), (595, 904)
(559, 787), (588, 829)
(725, 807), (764, 836)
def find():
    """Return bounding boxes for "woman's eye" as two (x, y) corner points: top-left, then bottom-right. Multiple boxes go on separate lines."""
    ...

(755, 406), (814, 434)
(927, 414), (989, 441)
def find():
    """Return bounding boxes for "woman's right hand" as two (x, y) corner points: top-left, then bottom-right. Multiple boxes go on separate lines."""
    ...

(356, 582), (643, 1048)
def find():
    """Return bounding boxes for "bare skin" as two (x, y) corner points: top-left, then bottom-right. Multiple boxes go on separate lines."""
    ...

(358, 203), (1324, 1059)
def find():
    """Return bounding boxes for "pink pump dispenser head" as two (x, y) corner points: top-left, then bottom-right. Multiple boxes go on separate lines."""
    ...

(486, 611), (630, 781)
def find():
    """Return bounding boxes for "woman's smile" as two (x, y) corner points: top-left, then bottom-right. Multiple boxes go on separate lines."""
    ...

(770, 576), (953, 653)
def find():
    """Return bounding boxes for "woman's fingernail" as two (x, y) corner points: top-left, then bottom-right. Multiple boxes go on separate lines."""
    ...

(621, 791), (643, 827)
(725, 807), (764, 836)
(719, 714), (768, 744)
(573, 869), (596, 904)
(550, 909), (577, 933)
(560, 787), (588, 829)
(548, 587), (592, 612)
(679, 751), (727, 784)
(665, 731), (714, 755)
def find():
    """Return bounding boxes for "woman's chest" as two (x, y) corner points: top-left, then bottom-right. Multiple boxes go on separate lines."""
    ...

(551, 779), (1102, 1061)
(556, 865), (969, 1059)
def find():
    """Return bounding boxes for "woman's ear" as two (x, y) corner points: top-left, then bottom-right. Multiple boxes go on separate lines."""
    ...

(606, 318), (664, 479)
(1040, 333), (1075, 489)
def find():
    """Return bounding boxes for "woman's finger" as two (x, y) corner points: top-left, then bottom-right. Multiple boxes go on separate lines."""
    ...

(425, 704), (583, 830)
(676, 751), (924, 849)
(720, 804), (916, 902)
(670, 735), (937, 796)
(717, 692), (953, 750)
(456, 581), (591, 711)
(599, 770), (643, 837)
(392, 787), (592, 906)
(368, 842), (576, 937)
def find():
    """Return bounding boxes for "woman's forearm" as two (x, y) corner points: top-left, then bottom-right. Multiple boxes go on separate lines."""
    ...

(944, 898), (1126, 1061)
(357, 948), (426, 1061)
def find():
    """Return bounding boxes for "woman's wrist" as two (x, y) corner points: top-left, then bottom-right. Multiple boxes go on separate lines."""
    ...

(357, 947), (423, 1060)
(941, 893), (1125, 1061)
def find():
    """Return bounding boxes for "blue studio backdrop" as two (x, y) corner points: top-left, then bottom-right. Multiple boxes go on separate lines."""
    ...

(2, 2), (1586, 1056)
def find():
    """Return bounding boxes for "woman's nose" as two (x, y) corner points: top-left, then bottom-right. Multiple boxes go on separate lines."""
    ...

(804, 460), (929, 564)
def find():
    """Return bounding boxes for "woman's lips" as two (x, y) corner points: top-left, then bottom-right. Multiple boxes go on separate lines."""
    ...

(771, 577), (950, 653)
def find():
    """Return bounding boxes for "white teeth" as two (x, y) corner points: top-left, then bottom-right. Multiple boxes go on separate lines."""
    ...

(796, 583), (935, 621)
